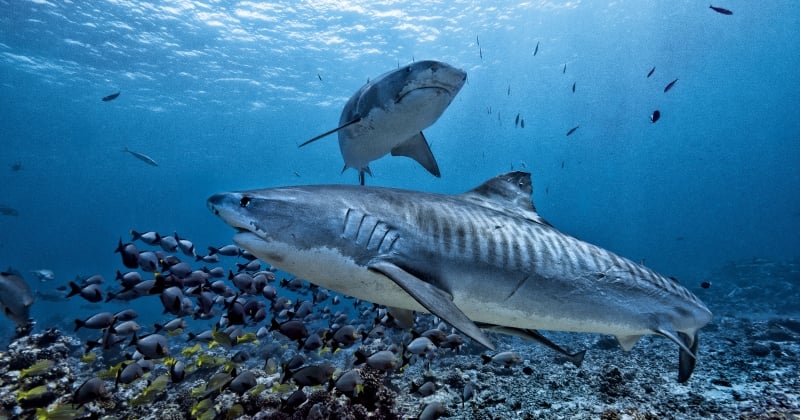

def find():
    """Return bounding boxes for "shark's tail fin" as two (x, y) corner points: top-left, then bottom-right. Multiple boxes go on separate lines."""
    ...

(677, 331), (699, 383)
(655, 328), (699, 382)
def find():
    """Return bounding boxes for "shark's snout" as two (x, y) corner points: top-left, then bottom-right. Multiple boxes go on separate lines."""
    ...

(206, 193), (224, 216)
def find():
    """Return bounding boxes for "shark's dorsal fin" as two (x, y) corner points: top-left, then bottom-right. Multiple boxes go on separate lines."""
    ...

(298, 117), (362, 148)
(390, 132), (441, 177)
(461, 171), (550, 226)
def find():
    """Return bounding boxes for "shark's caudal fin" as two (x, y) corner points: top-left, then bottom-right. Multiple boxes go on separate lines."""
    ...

(299, 117), (362, 148)
(390, 132), (441, 177)
(653, 328), (700, 382)
(676, 331), (699, 383)
(368, 260), (495, 350)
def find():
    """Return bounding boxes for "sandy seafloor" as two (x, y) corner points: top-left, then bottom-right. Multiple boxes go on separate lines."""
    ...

(0, 258), (798, 419)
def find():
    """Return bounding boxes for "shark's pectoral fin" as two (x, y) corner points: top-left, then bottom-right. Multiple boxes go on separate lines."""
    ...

(368, 260), (494, 350)
(299, 117), (362, 147)
(477, 323), (586, 367)
(391, 132), (441, 177)
(654, 328), (699, 382)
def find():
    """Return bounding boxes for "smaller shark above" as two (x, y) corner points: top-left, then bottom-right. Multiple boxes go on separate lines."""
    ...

(300, 60), (467, 185)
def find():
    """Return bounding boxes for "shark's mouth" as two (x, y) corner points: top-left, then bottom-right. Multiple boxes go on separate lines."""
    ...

(395, 86), (451, 104)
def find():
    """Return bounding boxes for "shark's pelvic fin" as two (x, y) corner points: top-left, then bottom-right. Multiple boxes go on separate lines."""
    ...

(615, 334), (643, 351)
(299, 117), (362, 148)
(368, 260), (495, 350)
(390, 132), (441, 177)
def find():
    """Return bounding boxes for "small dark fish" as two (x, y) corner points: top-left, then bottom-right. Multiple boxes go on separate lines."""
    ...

(572, 82), (576, 93)
(520, 119), (525, 128)
(650, 110), (661, 123)
(507, 84), (511, 96)
(10, 162), (21, 172)
(514, 113), (520, 127)
(566, 125), (580, 136)
(101, 91), (120, 102)
(664, 78), (678, 93)
(123, 147), (158, 166)
(700, 281), (711, 289)
(533, 41), (539, 56)
(479, 47), (483, 60)
(317, 74), (322, 81)
(476, 35), (480, 46)
(73, 377), (107, 407)
(561, 161), (564, 169)
(0, 271), (34, 326)
(0, 205), (18, 217)
(709, 5), (733, 15)
(563, 63), (567, 74)
(647, 66), (655, 78)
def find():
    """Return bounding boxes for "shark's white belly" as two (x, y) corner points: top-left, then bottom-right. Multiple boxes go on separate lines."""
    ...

(340, 88), (452, 168)
(235, 234), (651, 337)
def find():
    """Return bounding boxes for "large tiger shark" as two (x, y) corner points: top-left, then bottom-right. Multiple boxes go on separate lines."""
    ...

(207, 171), (712, 382)
(299, 60), (467, 185)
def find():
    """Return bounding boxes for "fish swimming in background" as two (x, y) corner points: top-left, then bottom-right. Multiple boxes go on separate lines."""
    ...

(572, 82), (576, 93)
(102, 91), (120, 102)
(0, 270), (35, 328)
(122, 147), (158, 167)
(650, 110), (661, 123)
(563, 63), (567, 74)
(566, 125), (580, 136)
(709, 5), (733, 15)
(209, 171), (712, 382)
(11, 161), (22, 171)
(0, 204), (19, 217)
(533, 41), (539, 56)
(299, 60), (466, 185)
(647, 66), (656, 78)
(30, 269), (55, 282)
(664, 78), (679, 93)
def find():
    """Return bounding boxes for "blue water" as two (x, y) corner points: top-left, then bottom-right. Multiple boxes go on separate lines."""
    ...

(1, 1), (799, 331)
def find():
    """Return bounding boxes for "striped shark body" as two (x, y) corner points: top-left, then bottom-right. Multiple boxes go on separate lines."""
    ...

(208, 171), (712, 381)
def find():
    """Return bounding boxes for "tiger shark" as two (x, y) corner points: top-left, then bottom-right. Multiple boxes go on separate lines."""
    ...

(299, 60), (467, 185)
(207, 171), (712, 382)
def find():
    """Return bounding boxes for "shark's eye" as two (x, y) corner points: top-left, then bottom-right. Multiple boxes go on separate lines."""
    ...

(240, 196), (251, 208)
